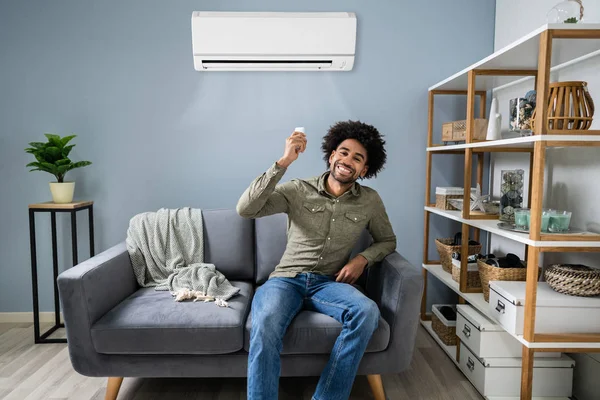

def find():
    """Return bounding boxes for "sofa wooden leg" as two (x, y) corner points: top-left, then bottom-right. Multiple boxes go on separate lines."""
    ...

(105, 377), (123, 400)
(367, 374), (386, 400)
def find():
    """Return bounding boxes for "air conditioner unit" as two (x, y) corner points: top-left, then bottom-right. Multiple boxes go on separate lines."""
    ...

(191, 11), (357, 71)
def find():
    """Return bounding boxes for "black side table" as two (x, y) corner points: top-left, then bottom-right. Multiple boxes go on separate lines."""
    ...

(28, 201), (95, 343)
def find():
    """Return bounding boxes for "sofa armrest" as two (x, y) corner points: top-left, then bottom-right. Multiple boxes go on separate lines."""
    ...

(57, 241), (138, 375)
(365, 251), (424, 371)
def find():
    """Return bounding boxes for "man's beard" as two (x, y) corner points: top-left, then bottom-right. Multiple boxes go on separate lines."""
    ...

(331, 161), (358, 184)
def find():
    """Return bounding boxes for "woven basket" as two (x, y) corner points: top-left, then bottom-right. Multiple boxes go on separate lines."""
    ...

(452, 263), (482, 289)
(431, 313), (457, 346)
(436, 193), (463, 210)
(531, 81), (595, 132)
(478, 259), (534, 302)
(435, 238), (482, 274)
(545, 264), (600, 297)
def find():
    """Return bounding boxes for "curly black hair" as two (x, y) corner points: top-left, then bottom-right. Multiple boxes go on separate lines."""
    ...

(321, 120), (387, 179)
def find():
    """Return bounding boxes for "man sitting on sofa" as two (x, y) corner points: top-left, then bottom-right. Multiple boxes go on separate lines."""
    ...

(236, 120), (397, 400)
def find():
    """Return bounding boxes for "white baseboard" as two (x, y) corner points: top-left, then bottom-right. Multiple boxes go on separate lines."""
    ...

(0, 312), (64, 323)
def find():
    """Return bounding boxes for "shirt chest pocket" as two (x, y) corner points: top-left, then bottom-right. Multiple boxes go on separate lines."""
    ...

(343, 212), (368, 237)
(301, 202), (326, 232)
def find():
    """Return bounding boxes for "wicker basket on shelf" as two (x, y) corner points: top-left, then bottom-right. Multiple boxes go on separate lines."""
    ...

(435, 238), (481, 274)
(478, 259), (537, 302)
(545, 264), (600, 297)
(431, 305), (457, 346)
(452, 261), (482, 289)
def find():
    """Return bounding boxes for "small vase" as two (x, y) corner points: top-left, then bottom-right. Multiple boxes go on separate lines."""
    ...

(49, 182), (75, 203)
(486, 97), (502, 140)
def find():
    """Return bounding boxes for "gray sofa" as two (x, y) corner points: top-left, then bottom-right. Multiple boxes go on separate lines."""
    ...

(57, 209), (423, 400)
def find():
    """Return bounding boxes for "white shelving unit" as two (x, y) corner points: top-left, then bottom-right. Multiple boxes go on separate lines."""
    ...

(422, 23), (600, 400)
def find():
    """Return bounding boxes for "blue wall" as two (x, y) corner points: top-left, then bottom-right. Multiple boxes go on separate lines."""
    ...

(0, 1), (495, 312)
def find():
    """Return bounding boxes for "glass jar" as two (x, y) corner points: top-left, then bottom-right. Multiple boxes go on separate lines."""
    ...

(547, 0), (584, 24)
(499, 170), (524, 223)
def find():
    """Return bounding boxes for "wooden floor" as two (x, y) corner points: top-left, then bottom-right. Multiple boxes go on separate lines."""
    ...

(0, 322), (482, 400)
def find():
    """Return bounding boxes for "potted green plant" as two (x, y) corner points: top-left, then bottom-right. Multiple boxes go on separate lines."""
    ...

(25, 134), (92, 203)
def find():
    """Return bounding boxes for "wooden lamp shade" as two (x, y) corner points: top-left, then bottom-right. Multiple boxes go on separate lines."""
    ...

(532, 81), (595, 131)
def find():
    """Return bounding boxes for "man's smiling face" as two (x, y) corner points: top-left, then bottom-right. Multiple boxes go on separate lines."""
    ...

(328, 139), (369, 184)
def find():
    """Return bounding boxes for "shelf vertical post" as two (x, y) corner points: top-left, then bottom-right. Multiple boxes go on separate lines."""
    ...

(459, 222), (470, 292)
(479, 91), (486, 119)
(425, 91), (434, 209)
(420, 267), (428, 320)
(523, 246), (540, 342)
(520, 346), (535, 400)
(534, 30), (553, 136)
(475, 88), (485, 243)
(521, 245), (541, 400)
(463, 71), (476, 219)
(478, 88), (487, 226)
(474, 153), (484, 243)
(421, 91), (436, 320)
(529, 141), (546, 240)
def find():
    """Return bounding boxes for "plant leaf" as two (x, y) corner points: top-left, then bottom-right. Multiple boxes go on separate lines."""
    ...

(45, 146), (62, 161)
(27, 142), (46, 149)
(60, 135), (76, 146)
(62, 145), (74, 157)
(40, 161), (58, 173)
(71, 161), (92, 169)
(55, 158), (71, 166)
(44, 133), (60, 142)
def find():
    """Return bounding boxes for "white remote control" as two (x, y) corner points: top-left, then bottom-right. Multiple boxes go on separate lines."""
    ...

(295, 127), (305, 133)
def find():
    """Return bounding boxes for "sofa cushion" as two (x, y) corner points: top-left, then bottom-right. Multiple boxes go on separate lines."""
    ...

(255, 214), (288, 284)
(91, 281), (253, 355)
(243, 310), (390, 354)
(203, 209), (255, 280)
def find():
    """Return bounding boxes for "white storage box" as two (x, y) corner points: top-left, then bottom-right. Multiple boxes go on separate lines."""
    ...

(459, 344), (574, 397)
(489, 281), (600, 335)
(456, 305), (561, 358)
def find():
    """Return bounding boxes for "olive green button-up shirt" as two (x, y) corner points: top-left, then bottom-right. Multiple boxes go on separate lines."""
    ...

(236, 162), (397, 279)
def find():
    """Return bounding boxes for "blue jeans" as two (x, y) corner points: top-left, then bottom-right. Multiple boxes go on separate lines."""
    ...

(247, 273), (380, 400)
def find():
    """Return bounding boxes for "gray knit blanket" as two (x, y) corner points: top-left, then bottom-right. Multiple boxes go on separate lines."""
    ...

(125, 208), (240, 301)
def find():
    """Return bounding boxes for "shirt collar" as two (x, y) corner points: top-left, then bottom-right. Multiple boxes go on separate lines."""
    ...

(318, 171), (361, 197)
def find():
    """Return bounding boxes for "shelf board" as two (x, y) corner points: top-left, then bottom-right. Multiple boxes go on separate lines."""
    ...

(423, 263), (494, 320)
(515, 334), (600, 350)
(427, 135), (600, 153)
(429, 23), (600, 91)
(425, 206), (600, 247)
(424, 264), (600, 350)
(420, 320), (458, 366)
